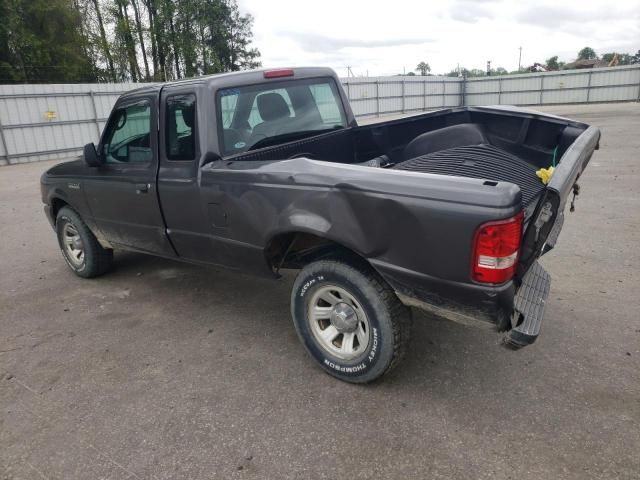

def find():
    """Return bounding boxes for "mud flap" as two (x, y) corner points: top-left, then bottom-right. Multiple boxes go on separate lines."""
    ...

(503, 261), (551, 349)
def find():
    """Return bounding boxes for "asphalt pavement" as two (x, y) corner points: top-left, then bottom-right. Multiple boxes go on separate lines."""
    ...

(1, 103), (638, 479)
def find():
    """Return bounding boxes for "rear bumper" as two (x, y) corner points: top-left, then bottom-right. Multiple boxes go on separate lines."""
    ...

(370, 260), (515, 329)
(373, 259), (551, 348)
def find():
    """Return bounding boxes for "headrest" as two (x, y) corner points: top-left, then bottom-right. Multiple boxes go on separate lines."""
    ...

(257, 93), (290, 121)
(181, 105), (194, 128)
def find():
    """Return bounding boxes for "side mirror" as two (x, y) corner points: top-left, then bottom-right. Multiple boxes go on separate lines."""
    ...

(83, 143), (102, 167)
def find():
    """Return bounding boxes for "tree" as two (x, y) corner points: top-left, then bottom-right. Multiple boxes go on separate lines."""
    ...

(130, 0), (151, 80)
(89, 0), (117, 81)
(0, 0), (96, 83)
(466, 68), (486, 77)
(415, 61), (431, 76)
(0, 0), (261, 83)
(577, 47), (597, 60)
(602, 52), (637, 66)
(111, 0), (142, 81)
(545, 55), (560, 71)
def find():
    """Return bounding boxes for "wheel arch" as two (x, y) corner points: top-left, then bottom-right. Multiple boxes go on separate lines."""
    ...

(264, 230), (374, 274)
(51, 197), (70, 223)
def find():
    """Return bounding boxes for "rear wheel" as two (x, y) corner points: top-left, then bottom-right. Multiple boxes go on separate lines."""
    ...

(291, 258), (412, 383)
(56, 207), (113, 278)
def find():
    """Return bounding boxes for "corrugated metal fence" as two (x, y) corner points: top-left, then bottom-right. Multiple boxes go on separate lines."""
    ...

(1, 65), (639, 166)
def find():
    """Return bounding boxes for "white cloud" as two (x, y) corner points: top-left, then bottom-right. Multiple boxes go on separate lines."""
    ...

(238, 0), (640, 76)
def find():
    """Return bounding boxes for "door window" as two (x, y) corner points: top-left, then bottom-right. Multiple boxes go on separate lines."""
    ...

(166, 94), (196, 160)
(102, 101), (152, 164)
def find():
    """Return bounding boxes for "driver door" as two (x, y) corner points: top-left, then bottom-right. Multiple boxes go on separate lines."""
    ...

(83, 95), (175, 257)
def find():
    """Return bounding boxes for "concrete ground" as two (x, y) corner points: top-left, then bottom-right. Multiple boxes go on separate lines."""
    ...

(1, 103), (638, 480)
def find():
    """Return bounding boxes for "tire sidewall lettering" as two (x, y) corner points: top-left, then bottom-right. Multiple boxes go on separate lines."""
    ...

(299, 274), (324, 298)
(295, 271), (383, 377)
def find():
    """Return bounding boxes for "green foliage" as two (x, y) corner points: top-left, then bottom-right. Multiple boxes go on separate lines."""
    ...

(465, 68), (486, 77)
(0, 0), (261, 83)
(602, 52), (639, 66)
(545, 56), (559, 71)
(415, 61), (430, 76)
(577, 47), (597, 60)
(0, 0), (96, 83)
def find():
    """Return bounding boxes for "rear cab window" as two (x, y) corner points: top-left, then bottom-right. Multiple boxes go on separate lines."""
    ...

(217, 77), (347, 157)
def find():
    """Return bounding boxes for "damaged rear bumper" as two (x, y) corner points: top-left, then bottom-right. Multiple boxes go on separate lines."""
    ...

(375, 259), (551, 348)
(371, 260), (515, 329)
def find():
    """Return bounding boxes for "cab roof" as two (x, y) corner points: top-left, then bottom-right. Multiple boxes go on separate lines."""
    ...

(119, 67), (338, 99)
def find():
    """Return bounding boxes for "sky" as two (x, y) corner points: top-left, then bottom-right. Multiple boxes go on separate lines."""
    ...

(237, 0), (640, 77)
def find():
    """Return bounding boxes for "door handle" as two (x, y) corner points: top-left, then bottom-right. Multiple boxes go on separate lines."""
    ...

(135, 183), (150, 194)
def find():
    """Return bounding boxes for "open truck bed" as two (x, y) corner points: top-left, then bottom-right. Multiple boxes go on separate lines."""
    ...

(228, 104), (599, 345)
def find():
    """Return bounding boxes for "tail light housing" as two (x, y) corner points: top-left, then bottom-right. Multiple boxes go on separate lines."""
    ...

(471, 212), (524, 284)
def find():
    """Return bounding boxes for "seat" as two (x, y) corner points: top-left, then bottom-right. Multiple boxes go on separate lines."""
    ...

(250, 93), (291, 142)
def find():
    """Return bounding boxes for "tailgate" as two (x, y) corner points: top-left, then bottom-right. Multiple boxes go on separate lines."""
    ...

(517, 125), (601, 277)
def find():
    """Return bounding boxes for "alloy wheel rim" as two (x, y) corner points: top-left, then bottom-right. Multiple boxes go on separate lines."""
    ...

(307, 285), (370, 360)
(62, 223), (85, 267)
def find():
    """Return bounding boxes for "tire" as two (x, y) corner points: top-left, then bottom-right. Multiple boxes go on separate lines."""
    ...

(291, 258), (412, 383)
(56, 206), (113, 278)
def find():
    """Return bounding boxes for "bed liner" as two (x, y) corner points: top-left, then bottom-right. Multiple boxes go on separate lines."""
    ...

(392, 144), (545, 208)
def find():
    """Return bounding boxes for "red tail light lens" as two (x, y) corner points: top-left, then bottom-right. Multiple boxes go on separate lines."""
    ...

(471, 212), (524, 284)
(264, 69), (294, 79)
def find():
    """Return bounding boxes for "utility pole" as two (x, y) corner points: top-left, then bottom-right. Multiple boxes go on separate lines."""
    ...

(487, 60), (491, 76)
(518, 46), (522, 72)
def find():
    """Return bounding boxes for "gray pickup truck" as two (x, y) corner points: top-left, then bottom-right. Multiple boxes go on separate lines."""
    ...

(41, 67), (600, 382)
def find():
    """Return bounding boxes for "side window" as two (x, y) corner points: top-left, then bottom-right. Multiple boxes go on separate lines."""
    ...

(102, 101), (152, 164)
(166, 94), (196, 160)
(309, 84), (343, 125)
(220, 91), (239, 128)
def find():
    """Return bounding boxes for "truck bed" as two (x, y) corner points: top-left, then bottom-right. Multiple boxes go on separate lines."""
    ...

(392, 144), (545, 208)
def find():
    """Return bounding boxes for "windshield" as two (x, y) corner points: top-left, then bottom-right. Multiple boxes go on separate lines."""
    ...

(217, 77), (347, 157)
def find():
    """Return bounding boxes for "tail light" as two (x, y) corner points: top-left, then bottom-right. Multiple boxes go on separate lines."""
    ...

(471, 211), (524, 284)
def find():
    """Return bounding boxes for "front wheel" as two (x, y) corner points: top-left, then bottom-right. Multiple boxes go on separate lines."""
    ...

(56, 206), (113, 278)
(291, 258), (412, 383)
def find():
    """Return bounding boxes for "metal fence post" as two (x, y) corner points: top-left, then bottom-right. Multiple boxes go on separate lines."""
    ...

(539, 75), (544, 104)
(401, 79), (405, 114)
(88, 90), (101, 139)
(0, 119), (10, 165)
(441, 80), (446, 108)
(375, 80), (380, 117)
(461, 75), (467, 106)
(586, 71), (593, 102)
(423, 80), (427, 111)
(498, 78), (502, 105)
